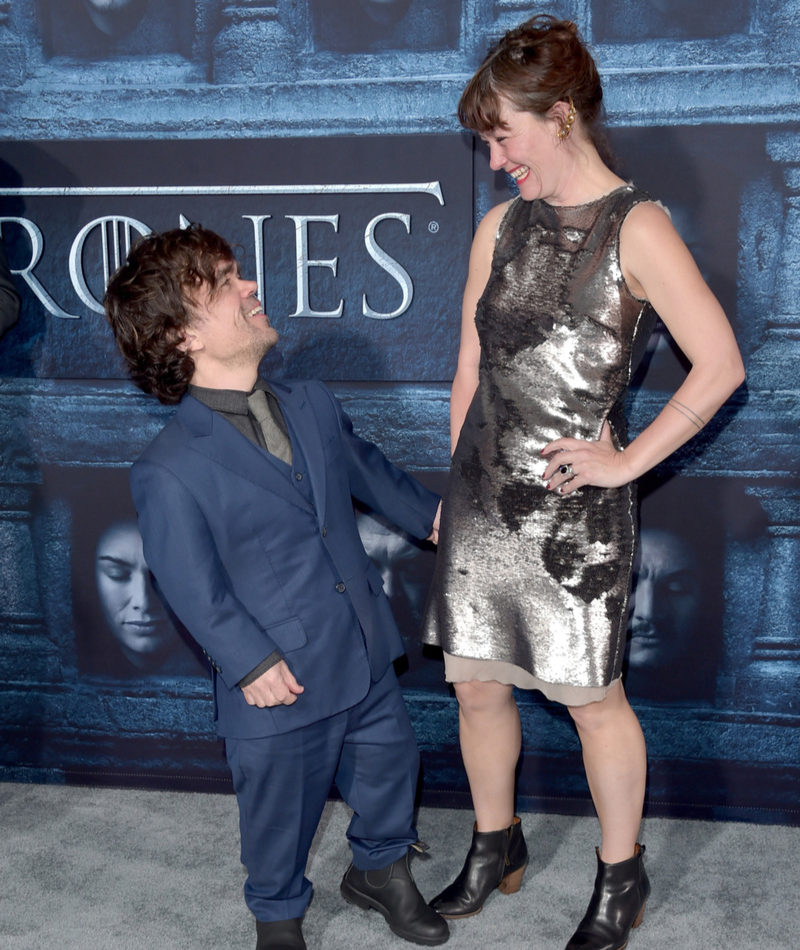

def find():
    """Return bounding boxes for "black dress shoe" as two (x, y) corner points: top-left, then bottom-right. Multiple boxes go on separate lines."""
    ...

(341, 851), (450, 946)
(255, 917), (306, 950)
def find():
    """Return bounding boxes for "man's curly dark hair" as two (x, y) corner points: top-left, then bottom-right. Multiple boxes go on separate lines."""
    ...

(104, 225), (236, 405)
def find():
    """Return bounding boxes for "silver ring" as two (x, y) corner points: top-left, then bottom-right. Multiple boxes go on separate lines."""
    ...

(559, 464), (573, 477)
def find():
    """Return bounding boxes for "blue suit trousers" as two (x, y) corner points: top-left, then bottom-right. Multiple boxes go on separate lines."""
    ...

(225, 665), (420, 923)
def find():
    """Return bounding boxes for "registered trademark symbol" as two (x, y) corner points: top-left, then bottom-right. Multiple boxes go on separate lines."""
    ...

(428, 221), (440, 233)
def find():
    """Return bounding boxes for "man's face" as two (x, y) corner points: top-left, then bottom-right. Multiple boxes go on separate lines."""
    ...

(183, 258), (278, 379)
(628, 529), (701, 672)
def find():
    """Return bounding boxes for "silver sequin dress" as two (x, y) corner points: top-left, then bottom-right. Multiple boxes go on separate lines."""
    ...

(423, 185), (658, 698)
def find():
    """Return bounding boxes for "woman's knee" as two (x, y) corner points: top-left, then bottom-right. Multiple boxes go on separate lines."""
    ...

(567, 690), (627, 731)
(568, 701), (605, 733)
(567, 681), (628, 732)
(453, 679), (515, 718)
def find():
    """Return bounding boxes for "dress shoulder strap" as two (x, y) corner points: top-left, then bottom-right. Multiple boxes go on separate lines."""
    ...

(495, 196), (523, 242)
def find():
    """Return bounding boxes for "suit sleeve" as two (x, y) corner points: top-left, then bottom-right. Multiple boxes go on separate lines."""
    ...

(0, 240), (21, 340)
(316, 383), (440, 538)
(130, 457), (283, 690)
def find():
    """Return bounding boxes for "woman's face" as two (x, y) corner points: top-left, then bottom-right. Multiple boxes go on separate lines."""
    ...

(480, 98), (567, 203)
(94, 521), (176, 666)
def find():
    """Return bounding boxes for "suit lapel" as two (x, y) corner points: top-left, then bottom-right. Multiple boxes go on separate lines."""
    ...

(179, 394), (313, 514)
(270, 381), (328, 525)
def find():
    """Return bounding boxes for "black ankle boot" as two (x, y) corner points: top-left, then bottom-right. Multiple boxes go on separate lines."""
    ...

(341, 849), (449, 946)
(564, 844), (650, 950)
(255, 917), (306, 950)
(429, 817), (528, 919)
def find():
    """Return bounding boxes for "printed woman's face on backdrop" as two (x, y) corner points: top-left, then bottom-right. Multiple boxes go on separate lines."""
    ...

(94, 520), (176, 668)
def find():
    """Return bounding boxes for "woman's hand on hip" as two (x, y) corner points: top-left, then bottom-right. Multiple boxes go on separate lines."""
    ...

(541, 422), (634, 494)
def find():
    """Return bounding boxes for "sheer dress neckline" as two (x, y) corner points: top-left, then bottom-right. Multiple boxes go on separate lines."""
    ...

(539, 183), (632, 211)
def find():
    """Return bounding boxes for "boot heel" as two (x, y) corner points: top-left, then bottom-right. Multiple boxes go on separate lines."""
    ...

(497, 862), (526, 895)
(565, 845), (651, 950)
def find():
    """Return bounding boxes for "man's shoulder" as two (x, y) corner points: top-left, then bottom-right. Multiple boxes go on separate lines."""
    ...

(268, 378), (331, 400)
(134, 396), (208, 467)
(267, 378), (340, 418)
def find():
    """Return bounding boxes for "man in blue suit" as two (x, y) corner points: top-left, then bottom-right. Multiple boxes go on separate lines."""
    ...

(104, 226), (448, 950)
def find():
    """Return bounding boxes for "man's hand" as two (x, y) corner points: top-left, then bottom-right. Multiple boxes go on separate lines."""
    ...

(426, 500), (443, 545)
(241, 660), (304, 708)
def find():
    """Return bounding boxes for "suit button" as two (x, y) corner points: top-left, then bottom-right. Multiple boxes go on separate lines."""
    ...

(336, 582), (346, 593)
(322, 527), (328, 537)
(295, 472), (303, 481)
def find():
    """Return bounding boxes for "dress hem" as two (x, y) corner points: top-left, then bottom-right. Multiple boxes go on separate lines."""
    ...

(443, 652), (618, 706)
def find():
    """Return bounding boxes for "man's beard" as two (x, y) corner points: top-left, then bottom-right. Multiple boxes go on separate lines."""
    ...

(243, 327), (278, 366)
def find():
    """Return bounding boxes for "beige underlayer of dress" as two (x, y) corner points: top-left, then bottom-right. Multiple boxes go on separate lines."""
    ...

(443, 651), (618, 705)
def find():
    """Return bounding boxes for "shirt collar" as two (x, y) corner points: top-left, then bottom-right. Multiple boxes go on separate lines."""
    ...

(188, 377), (273, 415)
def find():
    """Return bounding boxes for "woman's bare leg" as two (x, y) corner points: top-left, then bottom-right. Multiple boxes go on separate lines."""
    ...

(568, 680), (647, 862)
(454, 679), (520, 831)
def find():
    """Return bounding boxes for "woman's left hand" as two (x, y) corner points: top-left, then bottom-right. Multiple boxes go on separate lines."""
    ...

(541, 423), (633, 494)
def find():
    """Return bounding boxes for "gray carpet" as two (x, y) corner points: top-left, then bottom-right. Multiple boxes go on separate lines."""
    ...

(1, 782), (797, 950)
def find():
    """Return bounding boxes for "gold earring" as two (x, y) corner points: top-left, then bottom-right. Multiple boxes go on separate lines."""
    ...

(558, 97), (576, 141)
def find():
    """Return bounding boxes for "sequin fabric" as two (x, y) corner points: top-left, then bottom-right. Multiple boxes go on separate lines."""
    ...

(423, 186), (658, 690)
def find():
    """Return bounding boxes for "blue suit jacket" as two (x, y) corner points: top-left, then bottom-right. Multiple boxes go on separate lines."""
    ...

(130, 380), (440, 740)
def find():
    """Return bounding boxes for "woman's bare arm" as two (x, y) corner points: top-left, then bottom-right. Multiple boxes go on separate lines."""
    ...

(543, 201), (745, 491)
(450, 201), (509, 454)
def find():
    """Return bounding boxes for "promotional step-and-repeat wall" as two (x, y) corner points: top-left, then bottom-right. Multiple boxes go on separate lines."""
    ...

(1, 1), (799, 823)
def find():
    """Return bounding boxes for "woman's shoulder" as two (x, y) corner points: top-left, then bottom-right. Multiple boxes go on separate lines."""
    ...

(479, 198), (517, 231)
(467, 199), (516, 260)
(472, 198), (519, 251)
(620, 192), (675, 241)
(619, 190), (693, 293)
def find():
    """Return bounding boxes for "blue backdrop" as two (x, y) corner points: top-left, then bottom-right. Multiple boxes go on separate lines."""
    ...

(1, 0), (799, 824)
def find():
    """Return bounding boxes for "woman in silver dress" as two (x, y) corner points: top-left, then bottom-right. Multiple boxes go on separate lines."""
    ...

(423, 16), (745, 950)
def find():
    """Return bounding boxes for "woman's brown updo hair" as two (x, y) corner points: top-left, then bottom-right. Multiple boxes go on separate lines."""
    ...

(459, 15), (605, 147)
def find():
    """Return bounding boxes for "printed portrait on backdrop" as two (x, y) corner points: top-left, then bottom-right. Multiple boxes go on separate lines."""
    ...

(0, 233), (20, 341)
(624, 476), (724, 703)
(592, 0), (749, 42)
(310, 0), (460, 54)
(41, 0), (191, 57)
(66, 467), (207, 678)
(91, 519), (179, 671)
(624, 475), (768, 705)
(626, 529), (710, 703)
(355, 471), (448, 692)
